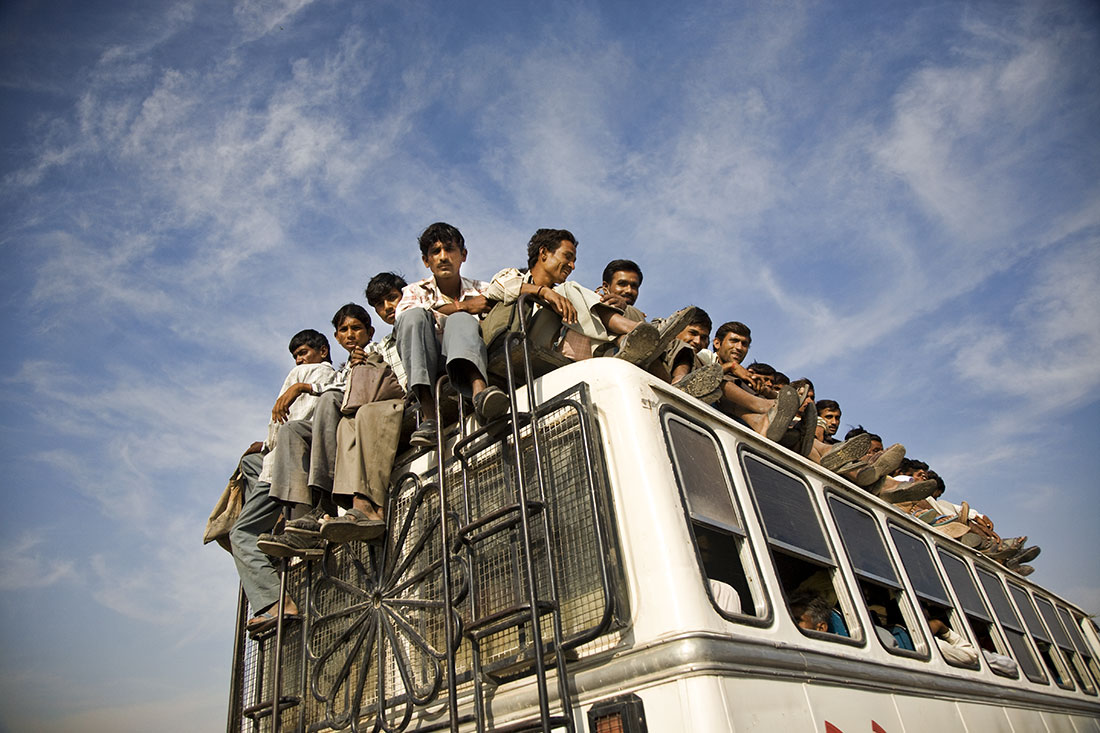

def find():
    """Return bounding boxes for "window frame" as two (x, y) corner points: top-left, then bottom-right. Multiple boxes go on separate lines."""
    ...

(937, 548), (1019, 678)
(825, 493), (929, 660)
(661, 408), (770, 627)
(976, 567), (1049, 685)
(738, 448), (862, 646)
(889, 525), (979, 669)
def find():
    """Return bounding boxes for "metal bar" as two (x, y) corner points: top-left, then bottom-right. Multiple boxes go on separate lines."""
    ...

(227, 583), (249, 733)
(433, 375), (461, 733)
(514, 294), (575, 732)
(271, 558), (289, 732)
(502, 297), (553, 732)
(298, 559), (312, 733)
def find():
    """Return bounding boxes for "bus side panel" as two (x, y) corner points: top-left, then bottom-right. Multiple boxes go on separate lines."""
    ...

(803, 683), (904, 732)
(1004, 705), (1051, 732)
(1069, 715), (1100, 732)
(954, 701), (1016, 732)
(892, 695), (966, 730)
(717, 677), (817, 731)
(1043, 712), (1082, 733)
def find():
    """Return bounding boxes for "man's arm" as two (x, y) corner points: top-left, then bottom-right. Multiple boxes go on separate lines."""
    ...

(272, 382), (313, 423)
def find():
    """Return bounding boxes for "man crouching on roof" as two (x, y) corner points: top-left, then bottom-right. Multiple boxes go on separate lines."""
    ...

(480, 228), (697, 370)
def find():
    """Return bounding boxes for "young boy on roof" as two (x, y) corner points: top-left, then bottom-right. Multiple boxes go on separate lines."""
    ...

(259, 303), (401, 554)
(395, 222), (508, 446)
(365, 271), (409, 390)
(229, 329), (335, 634)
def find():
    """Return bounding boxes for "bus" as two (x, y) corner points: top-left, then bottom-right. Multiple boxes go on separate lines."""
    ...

(226, 338), (1100, 732)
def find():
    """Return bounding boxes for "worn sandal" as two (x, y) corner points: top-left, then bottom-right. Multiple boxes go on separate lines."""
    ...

(320, 507), (386, 544)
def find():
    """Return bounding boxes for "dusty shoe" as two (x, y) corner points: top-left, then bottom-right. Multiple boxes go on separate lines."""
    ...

(1007, 545), (1041, 566)
(673, 363), (725, 399)
(798, 402), (817, 457)
(821, 433), (873, 471)
(765, 385), (802, 442)
(1013, 564), (1036, 577)
(853, 443), (906, 486)
(320, 508), (386, 544)
(614, 322), (660, 365)
(284, 506), (326, 537)
(409, 419), (439, 447)
(877, 479), (938, 504)
(257, 530), (324, 558)
(473, 386), (510, 422)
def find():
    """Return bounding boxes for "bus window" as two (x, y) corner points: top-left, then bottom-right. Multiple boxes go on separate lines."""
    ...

(828, 497), (925, 657)
(1035, 597), (1096, 694)
(976, 568), (1048, 684)
(740, 453), (857, 642)
(664, 414), (764, 621)
(890, 526), (978, 668)
(1057, 606), (1100, 691)
(1008, 584), (1074, 689)
(938, 550), (1019, 678)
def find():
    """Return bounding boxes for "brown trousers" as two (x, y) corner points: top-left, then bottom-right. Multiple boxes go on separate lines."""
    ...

(332, 398), (404, 508)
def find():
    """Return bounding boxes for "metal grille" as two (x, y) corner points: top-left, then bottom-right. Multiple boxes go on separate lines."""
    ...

(228, 387), (622, 733)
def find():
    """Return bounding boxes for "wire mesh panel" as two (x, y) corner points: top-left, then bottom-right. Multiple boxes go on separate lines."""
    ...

(228, 385), (621, 733)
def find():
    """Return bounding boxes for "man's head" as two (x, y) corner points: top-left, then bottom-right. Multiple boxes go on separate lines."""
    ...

(747, 362), (776, 394)
(330, 303), (374, 354)
(675, 306), (712, 353)
(365, 272), (408, 326)
(815, 399), (842, 437)
(897, 458), (930, 480)
(527, 229), (578, 284)
(927, 470), (946, 498)
(600, 259), (643, 306)
(714, 321), (751, 364)
(773, 372), (790, 388)
(790, 593), (831, 633)
(843, 425), (882, 455)
(418, 222), (466, 282)
(288, 329), (330, 364)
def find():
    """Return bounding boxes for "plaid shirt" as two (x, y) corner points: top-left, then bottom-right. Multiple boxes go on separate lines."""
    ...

(370, 332), (407, 390)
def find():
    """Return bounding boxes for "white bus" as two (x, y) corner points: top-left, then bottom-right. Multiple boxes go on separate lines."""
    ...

(227, 352), (1100, 733)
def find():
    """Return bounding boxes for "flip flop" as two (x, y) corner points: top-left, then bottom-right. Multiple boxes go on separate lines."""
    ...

(798, 402), (817, 457)
(821, 433), (873, 471)
(246, 609), (301, 636)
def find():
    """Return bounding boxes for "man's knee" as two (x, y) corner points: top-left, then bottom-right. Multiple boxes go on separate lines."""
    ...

(395, 308), (433, 337)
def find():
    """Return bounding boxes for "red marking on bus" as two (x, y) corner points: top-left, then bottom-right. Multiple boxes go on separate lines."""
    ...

(871, 722), (887, 733)
(824, 723), (843, 733)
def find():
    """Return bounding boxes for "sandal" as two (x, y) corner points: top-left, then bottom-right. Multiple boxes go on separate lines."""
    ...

(797, 401), (817, 457)
(246, 608), (301, 637)
(673, 363), (724, 399)
(320, 507), (386, 544)
(821, 433), (872, 471)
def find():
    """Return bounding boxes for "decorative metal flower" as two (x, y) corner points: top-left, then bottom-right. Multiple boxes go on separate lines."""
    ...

(308, 478), (466, 733)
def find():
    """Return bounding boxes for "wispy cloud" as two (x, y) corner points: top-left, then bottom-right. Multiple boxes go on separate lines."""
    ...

(0, 535), (77, 590)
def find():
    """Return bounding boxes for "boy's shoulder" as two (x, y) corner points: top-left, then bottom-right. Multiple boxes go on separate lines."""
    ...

(285, 361), (336, 382)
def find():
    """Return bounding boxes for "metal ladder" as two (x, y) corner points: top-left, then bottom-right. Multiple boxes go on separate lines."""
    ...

(431, 293), (575, 733)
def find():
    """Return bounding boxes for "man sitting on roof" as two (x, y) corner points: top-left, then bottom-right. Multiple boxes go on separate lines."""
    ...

(481, 228), (695, 370)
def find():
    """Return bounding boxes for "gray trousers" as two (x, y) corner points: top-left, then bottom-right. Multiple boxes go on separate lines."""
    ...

(268, 390), (342, 506)
(229, 453), (282, 613)
(395, 308), (488, 399)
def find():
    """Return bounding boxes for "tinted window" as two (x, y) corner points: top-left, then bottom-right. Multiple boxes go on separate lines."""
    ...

(743, 455), (832, 564)
(978, 569), (1047, 683)
(938, 551), (992, 622)
(1058, 606), (1096, 659)
(1036, 597), (1074, 651)
(829, 498), (900, 588)
(667, 419), (743, 534)
(891, 527), (951, 606)
(1009, 585), (1051, 644)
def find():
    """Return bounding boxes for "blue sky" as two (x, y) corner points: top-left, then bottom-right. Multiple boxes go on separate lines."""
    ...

(2, 0), (1098, 729)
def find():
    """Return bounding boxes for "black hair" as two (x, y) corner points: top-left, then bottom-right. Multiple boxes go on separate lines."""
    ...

(816, 399), (841, 413)
(417, 222), (465, 258)
(746, 362), (776, 376)
(926, 469), (946, 495)
(789, 592), (832, 629)
(897, 458), (929, 475)
(687, 306), (712, 332)
(791, 377), (814, 394)
(714, 321), (751, 343)
(288, 329), (331, 362)
(526, 228), (577, 270)
(331, 303), (372, 331)
(843, 425), (881, 443)
(601, 258), (643, 286)
(365, 272), (408, 307)
(773, 372), (790, 386)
